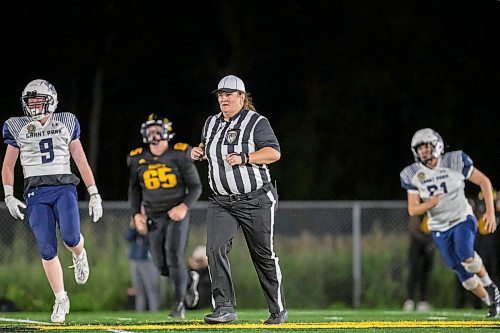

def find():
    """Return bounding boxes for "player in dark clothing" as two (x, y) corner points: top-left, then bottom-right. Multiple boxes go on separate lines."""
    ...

(127, 113), (202, 319)
(403, 215), (434, 312)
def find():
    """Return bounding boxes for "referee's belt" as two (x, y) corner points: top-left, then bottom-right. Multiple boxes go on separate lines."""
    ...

(216, 183), (272, 202)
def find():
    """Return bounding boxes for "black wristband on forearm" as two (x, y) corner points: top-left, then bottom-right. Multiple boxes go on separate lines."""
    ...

(239, 152), (249, 165)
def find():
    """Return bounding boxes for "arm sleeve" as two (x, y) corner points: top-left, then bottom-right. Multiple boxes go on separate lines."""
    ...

(461, 151), (474, 178)
(3, 122), (18, 148)
(201, 116), (211, 144)
(400, 178), (418, 191)
(71, 117), (81, 141)
(400, 168), (418, 191)
(127, 155), (142, 216)
(180, 149), (202, 208)
(254, 117), (280, 153)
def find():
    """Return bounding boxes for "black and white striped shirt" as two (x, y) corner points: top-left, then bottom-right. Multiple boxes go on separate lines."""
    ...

(201, 108), (280, 196)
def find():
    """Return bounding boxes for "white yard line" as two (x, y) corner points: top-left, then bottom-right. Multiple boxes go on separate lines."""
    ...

(0, 317), (52, 325)
(0, 318), (135, 333)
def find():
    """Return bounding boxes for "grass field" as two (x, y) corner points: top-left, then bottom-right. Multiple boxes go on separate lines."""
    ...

(1, 309), (499, 333)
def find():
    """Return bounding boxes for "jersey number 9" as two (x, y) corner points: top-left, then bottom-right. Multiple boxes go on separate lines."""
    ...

(39, 138), (55, 164)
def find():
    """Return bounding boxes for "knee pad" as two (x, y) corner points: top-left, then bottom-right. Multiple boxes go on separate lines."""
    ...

(461, 251), (483, 273)
(461, 275), (480, 290)
(63, 235), (80, 248)
(40, 244), (58, 261)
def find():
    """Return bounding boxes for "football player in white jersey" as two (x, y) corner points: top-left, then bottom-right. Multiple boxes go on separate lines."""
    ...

(1, 79), (103, 323)
(400, 128), (500, 317)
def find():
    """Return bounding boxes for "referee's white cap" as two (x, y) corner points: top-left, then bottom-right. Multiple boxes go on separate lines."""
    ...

(213, 75), (246, 94)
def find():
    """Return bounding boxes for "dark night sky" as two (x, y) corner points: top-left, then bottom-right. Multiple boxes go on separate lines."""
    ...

(1, 1), (499, 201)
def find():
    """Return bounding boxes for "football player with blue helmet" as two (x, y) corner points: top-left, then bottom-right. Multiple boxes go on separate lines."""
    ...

(400, 128), (500, 317)
(2, 79), (103, 323)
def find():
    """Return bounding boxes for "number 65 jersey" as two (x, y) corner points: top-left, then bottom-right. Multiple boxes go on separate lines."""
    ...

(3, 113), (81, 193)
(400, 150), (474, 232)
(127, 144), (202, 217)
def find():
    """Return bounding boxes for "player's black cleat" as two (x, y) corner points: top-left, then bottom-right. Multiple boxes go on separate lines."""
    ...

(204, 307), (237, 324)
(264, 310), (288, 325)
(486, 284), (500, 318)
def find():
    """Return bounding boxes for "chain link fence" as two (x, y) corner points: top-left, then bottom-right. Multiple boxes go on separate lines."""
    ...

(0, 200), (456, 311)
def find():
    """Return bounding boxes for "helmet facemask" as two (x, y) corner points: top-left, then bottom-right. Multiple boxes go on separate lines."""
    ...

(143, 125), (164, 145)
(21, 79), (58, 121)
(140, 114), (175, 145)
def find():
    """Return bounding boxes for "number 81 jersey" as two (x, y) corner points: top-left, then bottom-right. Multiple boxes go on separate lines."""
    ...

(400, 150), (474, 232)
(3, 113), (80, 179)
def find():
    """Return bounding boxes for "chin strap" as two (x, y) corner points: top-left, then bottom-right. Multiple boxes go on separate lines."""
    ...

(419, 156), (437, 167)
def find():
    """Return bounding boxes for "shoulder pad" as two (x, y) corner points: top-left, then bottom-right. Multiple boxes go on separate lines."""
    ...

(173, 143), (189, 151)
(129, 147), (143, 157)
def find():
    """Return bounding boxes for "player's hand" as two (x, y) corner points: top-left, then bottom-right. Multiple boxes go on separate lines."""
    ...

(191, 144), (205, 161)
(134, 213), (148, 235)
(5, 195), (26, 220)
(428, 192), (442, 207)
(87, 185), (102, 222)
(168, 203), (188, 222)
(88, 194), (103, 222)
(483, 212), (497, 234)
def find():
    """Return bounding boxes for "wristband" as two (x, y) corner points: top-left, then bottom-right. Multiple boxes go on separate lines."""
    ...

(239, 152), (249, 165)
(3, 184), (13, 198)
(87, 185), (99, 196)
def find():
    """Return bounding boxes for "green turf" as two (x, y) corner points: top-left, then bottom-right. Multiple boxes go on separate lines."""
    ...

(1, 309), (499, 332)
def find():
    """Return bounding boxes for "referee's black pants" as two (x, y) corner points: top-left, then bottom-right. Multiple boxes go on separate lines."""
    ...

(147, 214), (190, 305)
(206, 185), (286, 314)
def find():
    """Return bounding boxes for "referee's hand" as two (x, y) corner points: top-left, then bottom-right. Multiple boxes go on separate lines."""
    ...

(191, 144), (205, 161)
(226, 152), (247, 166)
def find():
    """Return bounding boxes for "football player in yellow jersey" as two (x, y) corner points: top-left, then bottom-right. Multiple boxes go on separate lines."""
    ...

(127, 114), (202, 319)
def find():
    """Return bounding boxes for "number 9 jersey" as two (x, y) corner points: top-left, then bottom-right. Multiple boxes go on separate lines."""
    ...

(127, 143), (202, 217)
(3, 112), (81, 193)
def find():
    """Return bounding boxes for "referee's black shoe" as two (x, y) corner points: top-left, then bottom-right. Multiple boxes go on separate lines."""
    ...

(264, 310), (288, 325)
(204, 307), (237, 324)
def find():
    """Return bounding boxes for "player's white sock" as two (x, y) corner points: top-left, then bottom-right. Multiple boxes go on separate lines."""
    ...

(75, 251), (85, 260)
(54, 290), (67, 301)
(482, 295), (491, 305)
(480, 274), (492, 287)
